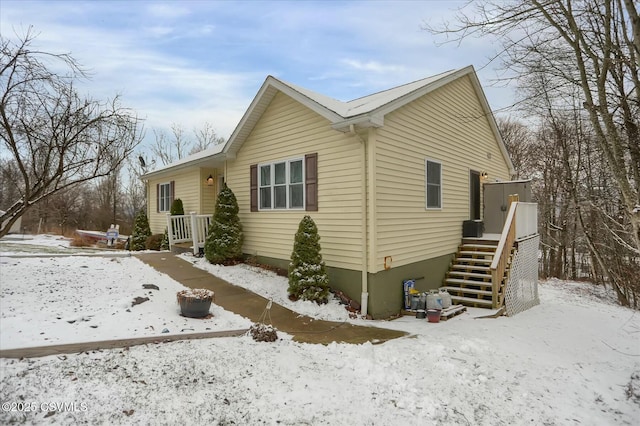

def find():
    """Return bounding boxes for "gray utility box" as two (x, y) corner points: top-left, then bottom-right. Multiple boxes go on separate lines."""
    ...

(483, 180), (532, 234)
(463, 220), (484, 238)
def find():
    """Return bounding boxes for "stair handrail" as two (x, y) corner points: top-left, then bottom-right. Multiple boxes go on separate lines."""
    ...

(490, 200), (518, 308)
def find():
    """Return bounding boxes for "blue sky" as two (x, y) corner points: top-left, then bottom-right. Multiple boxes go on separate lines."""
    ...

(1, 0), (513, 146)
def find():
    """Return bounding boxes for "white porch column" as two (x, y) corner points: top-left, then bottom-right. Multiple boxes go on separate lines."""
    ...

(190, 211), (198, 255)
(166, 213), (174, 250)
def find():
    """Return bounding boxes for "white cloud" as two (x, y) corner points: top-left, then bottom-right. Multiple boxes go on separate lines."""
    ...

(0, 0), (518, 144)
(144, 26), (175, 38)
(340, 59), (406, 74)
(146, 3), (191, 19)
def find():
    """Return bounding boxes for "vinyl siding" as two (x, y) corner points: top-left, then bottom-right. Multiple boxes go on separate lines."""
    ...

(373, 75), (511, 272)
(225, 92), (364, 270)
(199, 168), (220, 215)
(147, 168), (206, 234)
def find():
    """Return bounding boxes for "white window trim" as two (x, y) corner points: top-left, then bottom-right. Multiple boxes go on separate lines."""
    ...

(159, 182), (172, 212)
(258, 157), (305, 211)
(425, 158), (442, 210)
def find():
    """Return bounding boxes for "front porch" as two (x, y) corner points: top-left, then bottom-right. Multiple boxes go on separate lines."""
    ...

(166, 212), (212, 255)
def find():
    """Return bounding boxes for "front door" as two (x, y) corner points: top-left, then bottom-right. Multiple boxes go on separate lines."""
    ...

(469, 170), (481, 220)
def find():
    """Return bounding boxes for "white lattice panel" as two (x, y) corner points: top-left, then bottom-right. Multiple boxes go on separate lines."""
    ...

(505, 235), (540, 316)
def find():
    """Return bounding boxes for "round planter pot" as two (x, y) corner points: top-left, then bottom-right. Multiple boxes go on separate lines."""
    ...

(179, 298), (212, 318)
(176, 289), (214, 318)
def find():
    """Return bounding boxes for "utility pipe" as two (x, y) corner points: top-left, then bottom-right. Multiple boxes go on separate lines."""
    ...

(350, 124), (369, 317)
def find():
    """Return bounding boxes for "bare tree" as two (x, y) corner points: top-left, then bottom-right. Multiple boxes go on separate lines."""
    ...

(427, 0), (640, 254)
(498, 68), (639, 306)
(496, 117), (536, 179)
(150, 121), (225, 166)
(151, 123), (190, 166)
(0, 29), (143, 237)
(191, 121), (225, 154)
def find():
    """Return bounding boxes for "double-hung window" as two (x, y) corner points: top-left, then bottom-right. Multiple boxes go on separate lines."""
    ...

(425, 159), (442, 209)
(158, 182), (172, 212)
(259, 158), (304, 210)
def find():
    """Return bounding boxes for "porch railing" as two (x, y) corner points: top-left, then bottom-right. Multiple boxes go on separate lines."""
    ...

(491, 201), (518, 308)
(490, 198), (538, 309)
(515, 202), (538, 239)
(166, 212), (213, 255)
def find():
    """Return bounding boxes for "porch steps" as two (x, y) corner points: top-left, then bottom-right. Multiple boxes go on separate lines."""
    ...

(451, 264), (490, 272)
(461, 244), (498, 251)
(443, 278), (492, 288)
(443, 238), (513, 309)
(458, 250), (494, 257)
(447, 295), (494, 307)
(441, 286), (492, 296)
(447, 271), (492, 280)
(454, 257), (493, 268)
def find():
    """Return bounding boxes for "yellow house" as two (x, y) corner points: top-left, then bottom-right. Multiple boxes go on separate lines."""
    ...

(143, 65), (534, 319)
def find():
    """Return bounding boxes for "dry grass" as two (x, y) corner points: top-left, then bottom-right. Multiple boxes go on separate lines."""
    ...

(69, 234), (92, 247)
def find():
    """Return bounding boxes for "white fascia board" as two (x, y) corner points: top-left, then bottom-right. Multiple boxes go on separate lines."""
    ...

(141, 153), (225, 180)
(269, 77), (344, 122)
(222, 80), (278, 158)
(331, 114), (385, 132)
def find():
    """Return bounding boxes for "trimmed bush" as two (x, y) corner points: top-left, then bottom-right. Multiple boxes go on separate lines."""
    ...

(131, 209), (151, 251)
(204, 184), (243, 264)
(170, 198), (184, 215)
(288, 215), (329, 304)
(145, 233), (164, 251)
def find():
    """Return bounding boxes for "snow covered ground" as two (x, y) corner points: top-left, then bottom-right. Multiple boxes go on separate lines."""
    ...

(1, 235), (639, 425)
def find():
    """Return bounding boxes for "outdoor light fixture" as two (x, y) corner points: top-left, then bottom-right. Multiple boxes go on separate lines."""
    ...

(206, 174), (214, 186)
(481, 171), (489, 181)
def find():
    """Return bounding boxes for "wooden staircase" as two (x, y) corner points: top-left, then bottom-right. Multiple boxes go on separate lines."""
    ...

(441, 238), (514, 309)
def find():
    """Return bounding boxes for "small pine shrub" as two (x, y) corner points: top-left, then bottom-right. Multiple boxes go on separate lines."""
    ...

(170, 198), (185, 215)
(160, 228), (170, 250)
(170, 199), (187, 238)
(145, 233), (164, 251)
(288, 215), (329, 304)
(204, 185), (243, 264)
(131, 209), (151, 251)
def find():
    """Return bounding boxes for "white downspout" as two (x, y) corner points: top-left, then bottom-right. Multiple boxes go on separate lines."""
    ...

(350, 124), (369, 317)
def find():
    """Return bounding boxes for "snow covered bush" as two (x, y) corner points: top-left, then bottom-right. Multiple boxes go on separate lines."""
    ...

(130, 209), (151, 251)
(204, 184), (243, 264)
(288, 215), (329, 304)
(249, 323), (278, 342)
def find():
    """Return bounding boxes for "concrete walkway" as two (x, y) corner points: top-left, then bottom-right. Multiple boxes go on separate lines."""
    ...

(0, 253), (406, 359)
(136, 252), (406, 345)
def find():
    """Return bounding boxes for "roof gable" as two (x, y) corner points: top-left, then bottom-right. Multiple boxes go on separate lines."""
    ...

(224, 66), (505, 156)
(148, 66), (514, 177)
